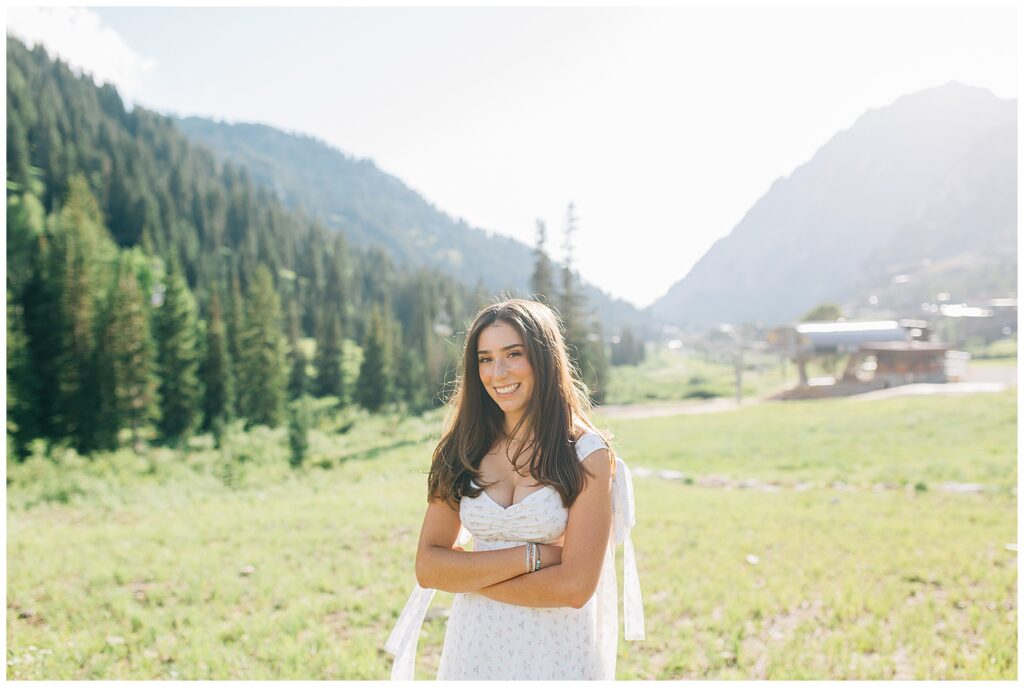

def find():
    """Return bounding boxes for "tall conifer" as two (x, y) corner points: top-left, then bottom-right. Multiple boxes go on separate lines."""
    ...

(7, 289), (32, 459)
(226, 266), (246, 415)
(559, 203), (586, 368)
(202, 290), (233, 430)
(103, 252), (158, 448)
(356, 307), (393, 412)
(237, 265), (286, 427)
(155, 257), (203, 441)
(313, 306), (343, 399)
(9, 205), (60, 451)
(54, 176), (112, 452)
(558, 203), (606, 403)
(325, 232), (350, 326)
(287, 298), (309, 399)
(530, 218), (556, 304)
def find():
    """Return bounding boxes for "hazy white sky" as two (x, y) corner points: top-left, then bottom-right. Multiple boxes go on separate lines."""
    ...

(6, 4), (1018, 307)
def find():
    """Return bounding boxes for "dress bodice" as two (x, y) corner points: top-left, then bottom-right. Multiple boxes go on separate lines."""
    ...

(461, 482), (568, 545)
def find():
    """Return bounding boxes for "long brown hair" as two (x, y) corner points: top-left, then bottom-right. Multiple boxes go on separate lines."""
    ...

(427, 298), (609, 510)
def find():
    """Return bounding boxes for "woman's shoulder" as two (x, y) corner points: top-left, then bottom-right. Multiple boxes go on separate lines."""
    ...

(572, 424), (608, 461)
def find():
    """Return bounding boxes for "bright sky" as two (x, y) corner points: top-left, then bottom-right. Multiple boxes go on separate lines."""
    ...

(5, 4), (1018, 308)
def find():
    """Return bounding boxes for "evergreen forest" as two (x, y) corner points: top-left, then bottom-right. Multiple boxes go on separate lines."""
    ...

(6, 37), (620, 460)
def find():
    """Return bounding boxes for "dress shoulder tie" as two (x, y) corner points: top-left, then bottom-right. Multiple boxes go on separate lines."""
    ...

(611, 455), (646, 640)
(383, 525), (472, 680)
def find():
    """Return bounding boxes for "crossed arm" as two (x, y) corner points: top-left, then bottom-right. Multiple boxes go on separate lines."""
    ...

(414, 449), (613, 609)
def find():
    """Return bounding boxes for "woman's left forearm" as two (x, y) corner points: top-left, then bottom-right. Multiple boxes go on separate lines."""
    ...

(475, 563), (589, 608)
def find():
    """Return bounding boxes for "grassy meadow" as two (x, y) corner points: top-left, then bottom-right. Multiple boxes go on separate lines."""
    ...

(967, 336), (1017, 361)
(5, 385), (1017, 679)
(604, 349), (792, 405)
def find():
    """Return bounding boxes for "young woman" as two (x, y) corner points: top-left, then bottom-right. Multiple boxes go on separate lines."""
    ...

(385, 299), (644, 680)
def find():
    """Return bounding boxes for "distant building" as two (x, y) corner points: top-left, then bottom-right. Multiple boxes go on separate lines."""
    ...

(845, 341), (952, 386)
(769, 320), (965, 399)
(795, 320), (911, 352)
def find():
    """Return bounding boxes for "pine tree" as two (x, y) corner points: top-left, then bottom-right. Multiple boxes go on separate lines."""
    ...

(155, 257), (203, 442)
(7, 289), (32, 459)
(226, 266), (246, 416)
(324, 231), (350, 328)
(6, 191), (47, 295)
(559, 203), (586, 369)
(202, 290), (233, 431)
(53, 175), (115, 452)
(288, 399), (310, 469)
(557, 203), (606, 403)
(356, 307), (393, 412)
(530, 218), (556, 304)
(387, 317), (421, 409)
(7, 192), (57, 454)
(313, 305), (344, 399)
(7, 104), (32, 191)
(287, 299), (309, 400)
(401, 280), (443, 408)
(237, 265), (286, 427)
(396, 344), (427, 411)
(103, 251), (158, 448)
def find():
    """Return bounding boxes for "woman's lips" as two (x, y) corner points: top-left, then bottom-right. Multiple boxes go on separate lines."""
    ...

(494, 382), (521, 398)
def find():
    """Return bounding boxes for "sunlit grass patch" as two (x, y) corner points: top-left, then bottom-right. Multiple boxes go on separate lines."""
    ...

(598, 389), (1017, 490)
(6, 392), (1016, 678)
(605, 349), (791, 405)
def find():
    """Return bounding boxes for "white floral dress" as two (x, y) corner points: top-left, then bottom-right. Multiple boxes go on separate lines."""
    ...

(385, 431), (645, 680)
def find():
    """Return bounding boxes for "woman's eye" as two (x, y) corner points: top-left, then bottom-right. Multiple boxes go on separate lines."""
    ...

(508, 351), (521, 358)
(478, 357), (491, 364)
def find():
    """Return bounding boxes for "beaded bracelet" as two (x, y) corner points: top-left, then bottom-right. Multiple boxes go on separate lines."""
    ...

(526, 542), (540, 573)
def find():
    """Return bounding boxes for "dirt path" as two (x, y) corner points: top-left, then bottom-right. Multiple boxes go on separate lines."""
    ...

(960, 363), (1017, 386)
(849, 381), (1008, 402)
(626, 467), (1014, 496)
(597, 368), (1014, 420)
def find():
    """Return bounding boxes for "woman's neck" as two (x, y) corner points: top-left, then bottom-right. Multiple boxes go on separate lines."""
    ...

(502, 410), (525, 437)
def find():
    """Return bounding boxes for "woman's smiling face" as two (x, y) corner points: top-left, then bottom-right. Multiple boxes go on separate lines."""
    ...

(477, 321), (534, 425)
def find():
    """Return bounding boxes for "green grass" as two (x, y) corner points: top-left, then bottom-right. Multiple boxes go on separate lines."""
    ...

(612, 481), (1016, 679)
(971, 357), (1018, 369)
(597, 389), (1017, 490)
(6, 391), (1017, 679)
(966, 337), (1017, 361)
(605, 349), (791, 405)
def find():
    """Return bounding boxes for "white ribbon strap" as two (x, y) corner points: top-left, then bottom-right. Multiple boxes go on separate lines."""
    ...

(622, 528), (645, 640)
(612, 457), (645, 640)
(384, 583), (436, 680)
(455, 524), (473, 548)
(384, 525), (472, 680)
(611, 457), (636, 544)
